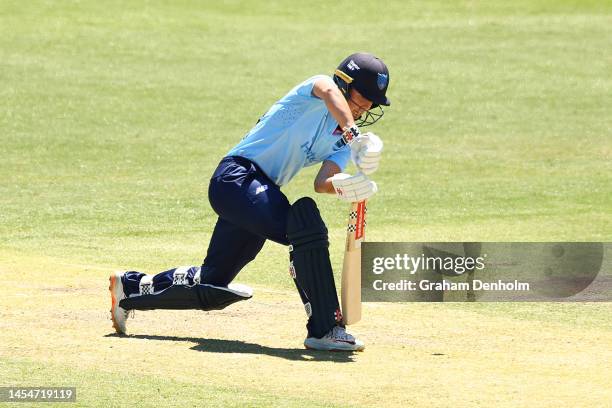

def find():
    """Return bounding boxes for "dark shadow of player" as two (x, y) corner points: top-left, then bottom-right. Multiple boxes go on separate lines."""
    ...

(104, 333), (357, 362)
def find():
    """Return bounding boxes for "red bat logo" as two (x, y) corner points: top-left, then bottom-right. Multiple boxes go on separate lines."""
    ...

(355, 201), (365, 240)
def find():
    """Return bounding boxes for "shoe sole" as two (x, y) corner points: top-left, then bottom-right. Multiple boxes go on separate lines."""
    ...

(109, 273), (126, 334)
(304, 341), (365, 352)
(305, 345), (364, 352)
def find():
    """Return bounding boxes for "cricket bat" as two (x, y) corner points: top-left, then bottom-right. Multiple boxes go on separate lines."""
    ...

(341, 199), (367, 325)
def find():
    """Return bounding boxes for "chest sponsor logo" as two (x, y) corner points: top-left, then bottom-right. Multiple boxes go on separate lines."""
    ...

(300, 141), (317, 164)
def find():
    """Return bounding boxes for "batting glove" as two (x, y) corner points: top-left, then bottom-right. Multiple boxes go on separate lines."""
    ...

(350, 132), (383, 175)
(331, 172), (378, 202)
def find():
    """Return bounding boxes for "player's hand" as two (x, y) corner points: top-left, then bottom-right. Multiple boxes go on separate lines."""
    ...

(350, 132), (383, 175)
(331, 172), (377, 202)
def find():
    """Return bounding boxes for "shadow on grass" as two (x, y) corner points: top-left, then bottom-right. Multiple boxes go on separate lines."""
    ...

(105, 333), (357, 362)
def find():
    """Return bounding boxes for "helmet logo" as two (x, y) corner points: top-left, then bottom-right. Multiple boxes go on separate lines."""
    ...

(347, 60), (360, 71)
(377, 73), (388, 90)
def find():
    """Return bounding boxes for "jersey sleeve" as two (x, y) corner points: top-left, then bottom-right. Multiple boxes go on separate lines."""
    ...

(296, 75), (335, 98)
(325, 148), (351, 171)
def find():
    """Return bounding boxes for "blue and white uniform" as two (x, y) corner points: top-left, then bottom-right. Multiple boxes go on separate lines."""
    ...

(228, 75), (350, 186)
(124, 75), (350, 290)
(117, 53), (390, 345)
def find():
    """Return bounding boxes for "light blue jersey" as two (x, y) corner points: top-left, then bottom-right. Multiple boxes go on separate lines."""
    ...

(226, 75), (351, 186)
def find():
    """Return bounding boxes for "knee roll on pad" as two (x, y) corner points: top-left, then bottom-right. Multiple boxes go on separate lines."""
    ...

(287, 197), (329, 250)
(119, 266), (253, 311)
(287, 197), (341, 338)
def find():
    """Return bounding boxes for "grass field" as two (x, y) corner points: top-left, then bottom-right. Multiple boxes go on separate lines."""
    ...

(1, 1), (611, 407)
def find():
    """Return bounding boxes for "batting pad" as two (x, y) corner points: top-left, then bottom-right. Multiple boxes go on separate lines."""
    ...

(119, 282), (252, 311)
(287, 197), (341, 338)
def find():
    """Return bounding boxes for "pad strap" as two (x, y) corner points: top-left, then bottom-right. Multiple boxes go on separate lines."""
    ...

(173, 266), (189, 285)
(139, 275), (154, 296)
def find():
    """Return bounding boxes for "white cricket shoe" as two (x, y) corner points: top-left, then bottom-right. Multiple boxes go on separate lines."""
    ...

(304, 325), (365, 352)
(109, 271), (131, 335)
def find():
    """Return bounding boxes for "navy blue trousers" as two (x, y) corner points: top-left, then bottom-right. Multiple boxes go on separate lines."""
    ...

(202, 156), (291, 285)
(124, 156), (290, 292)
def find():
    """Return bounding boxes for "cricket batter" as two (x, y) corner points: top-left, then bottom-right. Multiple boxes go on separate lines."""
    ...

(109, 52), (390, 351)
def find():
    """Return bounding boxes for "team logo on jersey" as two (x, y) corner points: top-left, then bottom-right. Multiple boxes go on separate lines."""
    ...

(347, 60), (360, 71)
(377, 73), (388, 90)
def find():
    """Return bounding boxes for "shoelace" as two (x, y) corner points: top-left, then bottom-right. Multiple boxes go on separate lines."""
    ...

(326, 326), (353, 342)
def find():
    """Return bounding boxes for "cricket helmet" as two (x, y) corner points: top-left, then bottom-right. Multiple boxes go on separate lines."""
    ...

(333, 52), (390, 126)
